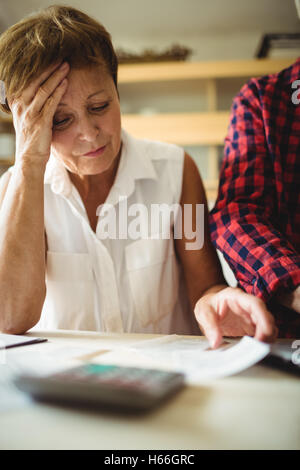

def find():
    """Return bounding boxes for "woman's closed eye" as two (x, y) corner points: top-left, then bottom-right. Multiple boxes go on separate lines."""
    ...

(53, 103), (110, 128)
(91, 103), (109, 113)
(53, 117), (69, 127)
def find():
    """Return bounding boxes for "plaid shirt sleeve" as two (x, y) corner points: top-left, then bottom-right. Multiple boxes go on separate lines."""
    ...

(209, 79), (300, 307)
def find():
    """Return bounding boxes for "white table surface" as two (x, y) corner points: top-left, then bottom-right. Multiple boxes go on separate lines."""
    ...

(0, 329), (299, 450)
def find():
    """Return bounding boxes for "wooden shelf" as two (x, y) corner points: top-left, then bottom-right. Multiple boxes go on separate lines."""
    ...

(0, 158), (14, 165)
(122, 111), (229, 145)
(0, 114), (12, 123)
(118, 58), (297, 83)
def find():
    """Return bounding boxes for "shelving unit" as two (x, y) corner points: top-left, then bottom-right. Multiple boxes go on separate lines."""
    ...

(0, 159), (14, 165)
(119, 57), (296, 201)
(121, 111), (229, 145)
(0, 57), (297, 200)
(118, 58), (296, 82)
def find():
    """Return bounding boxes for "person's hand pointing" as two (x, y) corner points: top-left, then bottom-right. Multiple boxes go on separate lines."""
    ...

(194, 287), (278, 348)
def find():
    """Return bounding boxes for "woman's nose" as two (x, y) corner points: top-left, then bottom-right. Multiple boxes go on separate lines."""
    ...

(78, 115), (100, 141)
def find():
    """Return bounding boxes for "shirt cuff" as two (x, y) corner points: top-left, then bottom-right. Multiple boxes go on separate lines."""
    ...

(248, 256), (300, 303)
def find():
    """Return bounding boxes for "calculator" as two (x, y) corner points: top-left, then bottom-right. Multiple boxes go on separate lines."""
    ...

(14, 363), (186, 411)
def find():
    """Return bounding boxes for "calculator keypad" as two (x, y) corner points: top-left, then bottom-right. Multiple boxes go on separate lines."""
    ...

(52, 364), (181, 393)
(15, 363), (185, 411)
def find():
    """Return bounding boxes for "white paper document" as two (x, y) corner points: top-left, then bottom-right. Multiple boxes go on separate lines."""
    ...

(92, 335), (271, 383)
(134, 335), (271, 381)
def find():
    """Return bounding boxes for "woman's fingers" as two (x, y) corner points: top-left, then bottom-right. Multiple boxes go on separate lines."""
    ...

(248, 300), (278, 342)
(9, 61), (61, 110)
(216, 294), (255, 327)
(21, 61), (63, 106)
(215, 288), (277, 343)
(30, 62), (70, 114)
(10, 61), (69, 164)
(219, 309), (256, 337)
(194, 287), (278, 348)
(11, 61), (69, 116)
(42, 78), (68, 124)
(236, 295), (276, 342)
(194, 298), (223, 349)
(43, 78), (68, 112)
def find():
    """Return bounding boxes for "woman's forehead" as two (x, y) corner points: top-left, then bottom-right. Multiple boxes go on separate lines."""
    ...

(66, 65), (111, 88)
(58, 66), (114, 105)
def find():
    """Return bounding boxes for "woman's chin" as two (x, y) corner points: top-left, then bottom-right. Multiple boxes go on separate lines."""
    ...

(67, 155), (115, 176)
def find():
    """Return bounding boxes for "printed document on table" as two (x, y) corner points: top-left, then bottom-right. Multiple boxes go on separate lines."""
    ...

(91, 335), (271, 382)
(133, 335), (271, 381)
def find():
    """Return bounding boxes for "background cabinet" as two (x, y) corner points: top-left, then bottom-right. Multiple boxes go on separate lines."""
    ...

(118, 57), (296, 202)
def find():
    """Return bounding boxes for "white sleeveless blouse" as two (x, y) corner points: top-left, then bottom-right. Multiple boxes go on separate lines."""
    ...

(32, 129), (199, 335)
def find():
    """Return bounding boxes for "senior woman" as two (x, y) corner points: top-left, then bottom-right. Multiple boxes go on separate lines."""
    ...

(0, 5), (277, 348)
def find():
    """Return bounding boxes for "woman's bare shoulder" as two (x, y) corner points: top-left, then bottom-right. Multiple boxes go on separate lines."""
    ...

(180, 152), (208, 205)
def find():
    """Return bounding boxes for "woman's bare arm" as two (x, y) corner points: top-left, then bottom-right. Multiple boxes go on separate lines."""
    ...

(0, 61), (69, 334)
(0, 165), (46, 333)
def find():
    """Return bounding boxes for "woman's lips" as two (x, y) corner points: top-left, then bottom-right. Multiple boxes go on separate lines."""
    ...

(83, 145), (106, 157)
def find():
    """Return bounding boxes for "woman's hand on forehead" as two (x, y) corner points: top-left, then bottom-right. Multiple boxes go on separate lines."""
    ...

(20, 61), (69, 108)
(11, 60), (70, 165)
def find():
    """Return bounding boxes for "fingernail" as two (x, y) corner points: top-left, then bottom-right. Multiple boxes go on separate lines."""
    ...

(209, 334), (218, 349)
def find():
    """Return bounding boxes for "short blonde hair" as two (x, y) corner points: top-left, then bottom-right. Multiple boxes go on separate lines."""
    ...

(0, 4), (118, 113)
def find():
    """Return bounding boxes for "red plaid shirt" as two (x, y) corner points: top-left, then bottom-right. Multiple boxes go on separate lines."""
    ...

(210, 58), (300, 337)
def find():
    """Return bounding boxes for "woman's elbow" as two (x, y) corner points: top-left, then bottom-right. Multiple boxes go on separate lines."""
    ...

(0, 283), (46, 334)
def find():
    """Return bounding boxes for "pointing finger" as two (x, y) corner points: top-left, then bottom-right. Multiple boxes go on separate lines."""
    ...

(194, 299), (223, 349)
